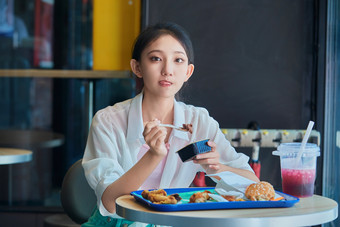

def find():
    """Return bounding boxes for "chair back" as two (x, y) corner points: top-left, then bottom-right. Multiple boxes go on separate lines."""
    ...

(61, 159), (97, 224)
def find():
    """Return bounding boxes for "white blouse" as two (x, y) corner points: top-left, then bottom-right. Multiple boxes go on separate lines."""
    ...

(82, 92), (252, 217)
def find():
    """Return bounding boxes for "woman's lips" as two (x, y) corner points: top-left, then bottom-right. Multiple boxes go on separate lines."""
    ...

(159, 80), (172, 87)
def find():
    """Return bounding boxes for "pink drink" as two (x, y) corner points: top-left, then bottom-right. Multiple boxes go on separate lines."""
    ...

(281, 168), (316, 197)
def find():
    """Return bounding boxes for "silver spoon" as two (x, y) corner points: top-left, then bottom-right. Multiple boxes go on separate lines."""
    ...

(159, 123), (191, 132)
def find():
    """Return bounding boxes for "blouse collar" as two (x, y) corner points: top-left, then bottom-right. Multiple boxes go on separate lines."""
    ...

(126, 92), (190, 143)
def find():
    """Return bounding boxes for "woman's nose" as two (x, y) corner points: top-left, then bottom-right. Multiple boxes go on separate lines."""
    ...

(161, 60), (173, 76)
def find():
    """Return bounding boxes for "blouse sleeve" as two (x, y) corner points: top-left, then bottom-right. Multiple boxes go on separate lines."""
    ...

(82, 111), (126, 217)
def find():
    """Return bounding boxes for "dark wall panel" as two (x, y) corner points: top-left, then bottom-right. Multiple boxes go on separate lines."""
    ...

(147, 0), (316, 129)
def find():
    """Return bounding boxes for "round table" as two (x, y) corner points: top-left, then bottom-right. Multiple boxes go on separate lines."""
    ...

(0, 130), (64, 205)
(0, 148), (33, 206)
(0, 129), (64, 149)
(116, 194), (338, 227)
(0, 148), (32, 165)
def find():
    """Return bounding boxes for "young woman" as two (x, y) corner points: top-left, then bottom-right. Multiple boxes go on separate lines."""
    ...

(82, 22), (259, 227)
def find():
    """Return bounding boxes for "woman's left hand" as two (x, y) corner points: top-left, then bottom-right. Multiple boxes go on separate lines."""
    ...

(193, 140), (221, 174)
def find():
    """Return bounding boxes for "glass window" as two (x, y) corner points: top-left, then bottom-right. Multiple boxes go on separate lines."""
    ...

(323, 1), (340, 227)
(0, 0), (136, 210)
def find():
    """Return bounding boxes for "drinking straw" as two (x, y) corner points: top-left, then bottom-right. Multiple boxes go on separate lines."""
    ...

(295, 121), (314, 165)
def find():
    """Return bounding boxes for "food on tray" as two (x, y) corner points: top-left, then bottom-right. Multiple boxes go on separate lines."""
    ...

(141, 189), (181, 204)
(221, 195), (245, 202)
(270, 196), (284, 201)
(171, 193), (182, 202)
(132, 187), (299, 211)
(189, 190), (212, 203)
(182, 124), (193, 133)
(140, 182), (278, 206)
(245, 181), (275, 201)
(142, 189), (166, 198)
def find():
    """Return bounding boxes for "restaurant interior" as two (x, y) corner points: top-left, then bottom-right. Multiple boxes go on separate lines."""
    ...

(0, 0), (339, 226)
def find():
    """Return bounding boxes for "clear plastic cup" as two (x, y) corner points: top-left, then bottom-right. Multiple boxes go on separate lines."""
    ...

(272, 143), (320, 198)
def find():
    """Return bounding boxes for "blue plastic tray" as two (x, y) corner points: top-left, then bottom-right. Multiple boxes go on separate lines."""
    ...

(131, 187), (300, 212)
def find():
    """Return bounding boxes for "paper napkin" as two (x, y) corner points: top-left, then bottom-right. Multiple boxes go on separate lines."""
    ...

(207, 171), (282, 200)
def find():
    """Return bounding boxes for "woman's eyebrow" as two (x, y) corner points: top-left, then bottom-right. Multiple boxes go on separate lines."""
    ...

(146, 49), (162, 55)
(146, 50), (186, 55)
(174, 51), (186, 55)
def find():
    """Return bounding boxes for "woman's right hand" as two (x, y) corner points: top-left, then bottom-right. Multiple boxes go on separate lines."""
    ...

(143, 119), (168, 157)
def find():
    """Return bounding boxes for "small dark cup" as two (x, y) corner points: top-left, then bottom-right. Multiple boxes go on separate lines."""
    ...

(177, 139), (211, 162)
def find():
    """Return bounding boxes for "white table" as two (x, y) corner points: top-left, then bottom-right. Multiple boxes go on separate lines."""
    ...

(0, 130), (64, 204)
(0, 148), (33, 206)
(116, 194), (338, 227)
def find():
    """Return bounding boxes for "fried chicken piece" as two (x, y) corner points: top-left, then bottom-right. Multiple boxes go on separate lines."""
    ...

(141, 189), (167, 200)
(148, 194), (178, 204)
(141, 189), (180, 204)
(189, 190), (211, 203)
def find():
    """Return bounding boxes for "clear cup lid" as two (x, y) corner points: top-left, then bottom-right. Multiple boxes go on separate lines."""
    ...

(272, 142), (320, 157)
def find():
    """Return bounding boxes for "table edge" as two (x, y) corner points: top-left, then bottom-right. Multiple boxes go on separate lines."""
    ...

(0, 151), (33, 165)
(116, 195), (338, 227)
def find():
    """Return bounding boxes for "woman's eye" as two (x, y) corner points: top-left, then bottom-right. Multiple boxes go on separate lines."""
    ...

(175, 58), (184, 63)
(150, 56), (161, 61)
